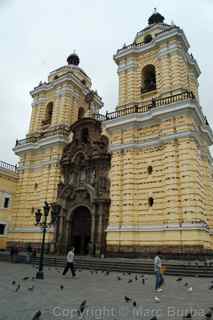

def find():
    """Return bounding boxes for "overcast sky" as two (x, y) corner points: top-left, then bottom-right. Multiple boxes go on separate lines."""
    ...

(0, 0), (212, 164)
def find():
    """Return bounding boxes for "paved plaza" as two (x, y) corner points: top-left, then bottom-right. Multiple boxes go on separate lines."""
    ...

(0, 261), (213, 320)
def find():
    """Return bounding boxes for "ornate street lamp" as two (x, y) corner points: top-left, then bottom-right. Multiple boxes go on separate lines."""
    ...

(34, 201), (51, 279)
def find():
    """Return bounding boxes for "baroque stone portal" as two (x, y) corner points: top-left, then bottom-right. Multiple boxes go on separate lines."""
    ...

(56, 118), (111, 255)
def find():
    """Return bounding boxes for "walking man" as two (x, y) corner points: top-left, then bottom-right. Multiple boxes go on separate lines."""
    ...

(10, 246), (15, 263)
(26, 244), (32, 263)
(154, 251), (164, 292)
(62, 247), (76, 277)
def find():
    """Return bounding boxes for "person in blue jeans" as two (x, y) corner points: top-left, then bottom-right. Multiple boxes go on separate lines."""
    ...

(154, 252), (164, 292)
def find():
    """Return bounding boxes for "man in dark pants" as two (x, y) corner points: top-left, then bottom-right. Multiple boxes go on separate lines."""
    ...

(10, 246), (15, 263)
(62, 247), (76, 277)
(154, 251), (164, 292)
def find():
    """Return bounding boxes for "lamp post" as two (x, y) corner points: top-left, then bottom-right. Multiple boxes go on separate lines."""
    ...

(34, 201), (51, 279)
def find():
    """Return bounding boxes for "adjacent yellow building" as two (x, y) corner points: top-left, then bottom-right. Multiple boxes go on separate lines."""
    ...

(1, 10), (213, 255)
(0, 161), (18, 249)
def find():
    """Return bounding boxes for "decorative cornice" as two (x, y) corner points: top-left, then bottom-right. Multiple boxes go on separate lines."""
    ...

(109, 130), (199, 152)
(114, 28), (189, 62)
(102, 100), (213, 145)
(31, 73), (88, 98)
(0, 168), (18, 180)
(13, 134), (68, 155)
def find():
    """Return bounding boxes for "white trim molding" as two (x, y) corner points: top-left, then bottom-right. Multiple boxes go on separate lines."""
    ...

(10, 226), (54, 233)
(106, 223), (209, 233)
(13, 134), (68, 155)
(109, 130), (199, 152)
(102, 100), (213, 146)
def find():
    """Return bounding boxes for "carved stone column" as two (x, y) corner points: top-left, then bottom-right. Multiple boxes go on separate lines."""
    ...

(57, 208), (67, 254)
(90, 213), (96, 255)
(95, 203), (104, 256)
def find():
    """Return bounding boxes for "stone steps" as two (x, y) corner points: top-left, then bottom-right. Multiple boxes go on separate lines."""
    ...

(31, 256), (213, 278)
(1, 252), (213, 277)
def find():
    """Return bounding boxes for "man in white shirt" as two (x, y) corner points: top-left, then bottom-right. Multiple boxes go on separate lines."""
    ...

(62, 247), (76, 277)
(154, 252), (164, 292)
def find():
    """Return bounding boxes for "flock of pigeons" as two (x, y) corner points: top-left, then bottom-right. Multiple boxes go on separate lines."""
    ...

(9, 267), (213, 320)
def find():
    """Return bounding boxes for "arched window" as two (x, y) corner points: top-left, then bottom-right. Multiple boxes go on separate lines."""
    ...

(0, 224), (5, 235)
(81, 128), (89, 143)
(43, 102), (53, 126)
(141, 65), (156, 94)
(148, 197), (154, 207)
(78, 107), (85, 120)
(147, 166), (153, 175)
(144, 34), (153, 44)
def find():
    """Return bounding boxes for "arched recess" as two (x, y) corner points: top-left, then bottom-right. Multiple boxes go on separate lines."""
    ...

(78, 107), (85, 120)
(43, 102), (53, 126)
(0, 221), (8, 235)
(69, 206), (92, 255)
(141, 64), (156, 93)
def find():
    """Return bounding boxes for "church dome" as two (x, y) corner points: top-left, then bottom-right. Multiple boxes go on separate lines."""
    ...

(148, 9), (165, 25)
(67, 52), (80, 66)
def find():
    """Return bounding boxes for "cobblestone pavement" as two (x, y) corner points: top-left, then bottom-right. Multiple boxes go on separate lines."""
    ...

(0, 261), (213, 320)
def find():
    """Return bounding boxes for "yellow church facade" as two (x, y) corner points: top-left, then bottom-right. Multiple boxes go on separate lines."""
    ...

(1, 11), (213, 255)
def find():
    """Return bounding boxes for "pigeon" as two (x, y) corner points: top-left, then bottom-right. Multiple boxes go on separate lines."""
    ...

(32, 310), (41, 320)
(124, 296), (131, 303)
(60, 285), (64, 290)
(15, 284), (21, 292)
(22, 276), (30, 281)
(187, 286), (193, 292)
(183, 312), (192, 319)
(132, 301), (137, 307)
(28, 285), (34, 291)
(205, 310), (212, 319)
(128, 279), (133, 283)
(117, 276), (122, 281)
(154, 296), (160, 303)
(184, 282), (189, 287)
(176, 277), (183, 282)
(78, 300), (87, 315)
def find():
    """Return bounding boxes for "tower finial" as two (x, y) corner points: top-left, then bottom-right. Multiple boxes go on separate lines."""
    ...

(148, 9), (165, 25)
(67, 51), (80, 66)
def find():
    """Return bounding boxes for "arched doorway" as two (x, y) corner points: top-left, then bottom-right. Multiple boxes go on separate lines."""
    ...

(70, 206), (92, 255)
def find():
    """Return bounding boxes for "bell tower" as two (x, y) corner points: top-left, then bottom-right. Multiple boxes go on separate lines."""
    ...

(114, 9), (200, 110)
(11, 54), (103, 248)
(104, 11), (213, 256)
